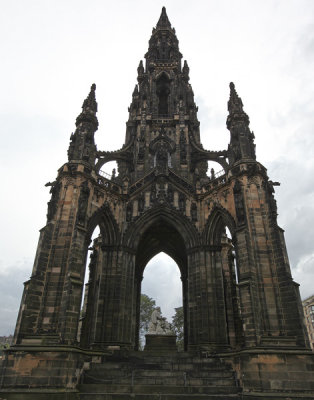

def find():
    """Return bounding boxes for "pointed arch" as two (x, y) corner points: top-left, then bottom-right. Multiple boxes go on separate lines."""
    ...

(86, 201), (120, 246)
(203, 205), (236, 246)
(124, 204), (200, 252)
(156, 72), (171, 115)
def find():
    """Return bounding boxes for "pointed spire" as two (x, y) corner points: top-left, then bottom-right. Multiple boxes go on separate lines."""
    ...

(76, 83), (98, 129)
(132, 84), (139, 97)
(227, 82), (249, 129)
(82, 83), (97, 113)
(156, 7), (172, 29)
(68, 84), (98, 164)
(226, 82), (256, 163)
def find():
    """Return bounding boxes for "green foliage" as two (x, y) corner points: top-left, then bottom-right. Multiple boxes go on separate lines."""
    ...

(139, 294), (156, 348)
(0, 343), (10, 356)
(172, 306), (184, 350)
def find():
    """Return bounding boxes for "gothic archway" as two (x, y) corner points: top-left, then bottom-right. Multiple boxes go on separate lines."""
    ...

(203, 207), (244, 348)
(133, 217), (188, 350)
(124, 205), (199, 350)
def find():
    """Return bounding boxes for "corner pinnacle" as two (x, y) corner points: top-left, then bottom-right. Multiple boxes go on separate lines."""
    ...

(82, 83), (98, 113)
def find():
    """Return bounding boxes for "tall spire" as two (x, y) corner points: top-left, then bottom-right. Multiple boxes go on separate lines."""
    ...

(227, 82), (249, 128)
(146, 7), (181, 65)
(226, 82), (255, 164)
(156, 6), (172, 30)
(68, 84), (98, 165)
(76, 83), (98, 129)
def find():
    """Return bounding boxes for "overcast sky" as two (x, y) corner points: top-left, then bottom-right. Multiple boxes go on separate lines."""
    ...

(1, 0), (314, 335)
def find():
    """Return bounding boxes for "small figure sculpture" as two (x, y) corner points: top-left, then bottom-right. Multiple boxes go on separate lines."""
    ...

(148, 307), (173, 335)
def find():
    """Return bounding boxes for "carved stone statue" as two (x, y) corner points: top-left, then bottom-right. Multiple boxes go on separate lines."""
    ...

(148, 307), (173, 335)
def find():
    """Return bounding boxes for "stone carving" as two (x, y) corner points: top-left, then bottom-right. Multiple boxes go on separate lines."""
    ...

(180, 130), (187, 164)
(138, 129), (145, 162)
(126, 202), (133, 222)
(233, 180), (246, 225)
(155, 142), (169, 169)
(150, 183), (157, 204)
(77, 181), (90, 225)
(167, 184), (174, 203)
(178, 192), (186, 213)
(46, 181), (61, 221)
(148, 307), (173, 335)
(191, 202), (197, 222)
(138, 192), (145, 213)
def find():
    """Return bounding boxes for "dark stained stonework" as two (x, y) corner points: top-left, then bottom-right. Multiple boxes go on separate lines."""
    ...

(1, 7), (314, 400)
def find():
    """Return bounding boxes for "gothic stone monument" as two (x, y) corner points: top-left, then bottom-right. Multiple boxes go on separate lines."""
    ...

(1, 7), (314, 400)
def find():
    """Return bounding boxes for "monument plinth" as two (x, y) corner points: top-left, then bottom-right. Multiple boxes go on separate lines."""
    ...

(144, 334), (177, 352)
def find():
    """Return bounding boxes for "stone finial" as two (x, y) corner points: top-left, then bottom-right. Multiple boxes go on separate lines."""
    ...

(82, 83), (97, 113)
(227, 82), (249, 129)
(156, 6), (172, 29)
(137, 60), (144, 76)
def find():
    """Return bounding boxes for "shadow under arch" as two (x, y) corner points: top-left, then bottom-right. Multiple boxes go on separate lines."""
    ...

(124, 204), (200, 251)
(126, 205), (195, 351)
(203, 205), (244, 348)
(203, 205), (236, 246)
(86, 202), (120, 247)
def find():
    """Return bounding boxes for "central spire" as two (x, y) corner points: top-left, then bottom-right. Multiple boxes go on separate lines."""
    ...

(145, 7), (181, 64)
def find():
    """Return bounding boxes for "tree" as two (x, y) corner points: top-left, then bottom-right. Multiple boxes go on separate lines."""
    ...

(139, 294), (156, 349)
(172, 306), (184, 350)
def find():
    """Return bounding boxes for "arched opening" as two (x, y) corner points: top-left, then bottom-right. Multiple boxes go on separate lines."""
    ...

(156, 73), (170, 116)
(133, 217), (188, 351)
(205, 209), (243, 348)
(206, 160), (225, 180)
(99, 160), (119, 181)
(77, 225), (100, 344)
(140, 252), (183, 350)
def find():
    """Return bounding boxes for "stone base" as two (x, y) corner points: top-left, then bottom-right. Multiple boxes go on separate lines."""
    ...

(144, 334), (177, 352)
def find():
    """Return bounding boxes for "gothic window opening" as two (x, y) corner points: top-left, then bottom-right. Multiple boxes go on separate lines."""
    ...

(140, 252), (183, 350)
(156, 73), (170, 116)
(206, 161), (224, 180)
(225, 227), (238, 284)
(77, 225), (100, 344)
(99, 161), (118, 181)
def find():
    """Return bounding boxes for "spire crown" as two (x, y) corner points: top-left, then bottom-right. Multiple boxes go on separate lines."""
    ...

(156, 7), (172, 30)
(228, 82), (244, 114)
(82, 83), (97, 113)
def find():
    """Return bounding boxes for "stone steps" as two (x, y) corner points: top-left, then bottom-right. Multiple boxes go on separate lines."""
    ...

(78, 352), (241, 399)
(77, 384), (241, 399)
(78, 395), (240, 400)
(78, 384), (240, 394)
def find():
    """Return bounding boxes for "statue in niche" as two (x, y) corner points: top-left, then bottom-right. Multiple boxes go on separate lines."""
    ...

(178, 193), (186, 213)
(138, 130), (145, 162)
(167, 184), (174, 203)
(150, 184), (157, 204)
(46, 180), (61, 221)
(180, 130), (187, 164)
(138, 193), (145, 213)
(233, 180), (246, 225)
(191, 202), (197, 222)
(148, 307), (173, 335)
(155, 142), (169, 169)
(126, 202), (133, 222)
(77, 181), (90, 225)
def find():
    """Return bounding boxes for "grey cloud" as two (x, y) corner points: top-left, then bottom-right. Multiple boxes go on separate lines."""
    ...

(0, 261), (31, 335)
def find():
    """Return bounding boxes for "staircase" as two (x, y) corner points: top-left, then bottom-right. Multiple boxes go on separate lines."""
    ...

(77, 351), (242, 399)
